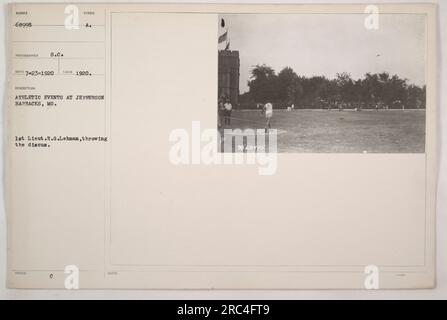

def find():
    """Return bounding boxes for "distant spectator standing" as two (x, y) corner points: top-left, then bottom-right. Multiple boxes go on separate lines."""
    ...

(218, 99), (225, 127)
(224, 100), (232, 125)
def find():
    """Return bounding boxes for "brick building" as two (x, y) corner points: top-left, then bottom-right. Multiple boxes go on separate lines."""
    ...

(218, 50), (240, 105)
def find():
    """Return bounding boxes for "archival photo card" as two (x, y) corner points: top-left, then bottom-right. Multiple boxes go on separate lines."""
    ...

(5, 3), (437, 290)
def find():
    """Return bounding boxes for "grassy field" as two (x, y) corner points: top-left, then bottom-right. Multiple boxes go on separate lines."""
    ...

(222, 109), (426, 153)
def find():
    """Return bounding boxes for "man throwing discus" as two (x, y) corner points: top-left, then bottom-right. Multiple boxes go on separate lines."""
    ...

(263, 102), (273, 133)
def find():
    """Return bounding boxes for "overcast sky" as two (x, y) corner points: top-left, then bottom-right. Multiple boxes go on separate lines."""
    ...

(219, 14), (426, 94)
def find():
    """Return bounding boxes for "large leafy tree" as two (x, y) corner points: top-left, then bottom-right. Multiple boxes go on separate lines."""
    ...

(277, 67), (300, 103)
(335, 73), (355, 103)
(247, 64), (279, 103)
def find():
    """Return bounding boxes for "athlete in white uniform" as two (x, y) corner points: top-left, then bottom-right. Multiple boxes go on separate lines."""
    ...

(263, 102), (273, 133)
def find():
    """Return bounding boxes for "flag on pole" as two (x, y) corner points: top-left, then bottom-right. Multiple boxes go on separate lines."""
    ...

(218, 17), (230, 50)
(218, 31), (227, 44)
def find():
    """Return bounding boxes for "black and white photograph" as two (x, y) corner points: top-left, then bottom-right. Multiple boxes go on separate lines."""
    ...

(218, 13), (427, 153)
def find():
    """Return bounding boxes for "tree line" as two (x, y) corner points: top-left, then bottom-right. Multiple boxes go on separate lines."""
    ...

(239, 64), (426, 110)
